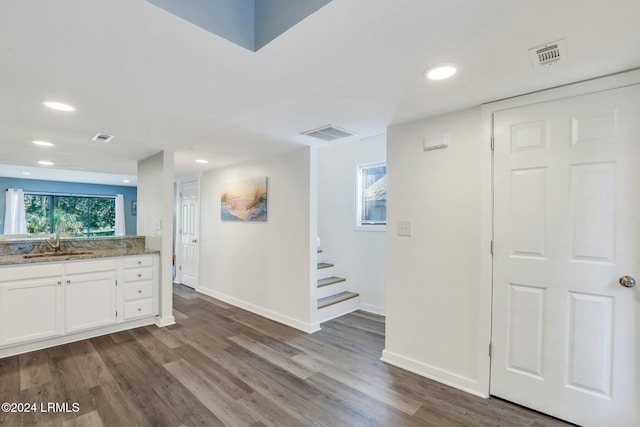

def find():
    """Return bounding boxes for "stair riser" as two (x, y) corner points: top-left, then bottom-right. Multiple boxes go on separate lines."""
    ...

(317, 266), (337, 280)
(316, 295), (360, 324)
(317, 281), (347, 299)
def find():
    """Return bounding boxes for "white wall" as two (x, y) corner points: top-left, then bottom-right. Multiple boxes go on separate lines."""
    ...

(317, 134), (386, 314)
(137, 150), (176, 327)
(198, 147), (316, 332)
(383, 107), (489, 396)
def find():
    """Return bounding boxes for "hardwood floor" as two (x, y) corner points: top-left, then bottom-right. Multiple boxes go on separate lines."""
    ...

(0, 284), (573, 427)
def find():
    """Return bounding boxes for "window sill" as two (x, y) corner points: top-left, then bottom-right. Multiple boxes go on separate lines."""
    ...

(354, 225), (386, 232)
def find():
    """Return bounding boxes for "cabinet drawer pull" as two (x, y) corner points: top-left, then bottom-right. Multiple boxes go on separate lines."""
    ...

(138, 289), (142, 294)
(137, 308), (142, 312)
(57, 281), (62, 286)
(66, 280), (71, 284)
(137, 260), (142, 265)
(138, 273), (142, 278)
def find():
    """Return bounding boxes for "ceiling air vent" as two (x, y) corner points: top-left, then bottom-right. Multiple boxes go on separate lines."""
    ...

(529, 39), (566, 67)
(92, 133), (114, 143)
(302, 125), (357, 141)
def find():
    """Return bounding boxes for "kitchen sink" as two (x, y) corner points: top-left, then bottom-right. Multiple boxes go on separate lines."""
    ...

(23, 251), (94, 259)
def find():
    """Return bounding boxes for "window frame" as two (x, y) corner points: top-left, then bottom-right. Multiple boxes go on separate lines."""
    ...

(355, 161), (387, 230)
(23, 192), (117, 237)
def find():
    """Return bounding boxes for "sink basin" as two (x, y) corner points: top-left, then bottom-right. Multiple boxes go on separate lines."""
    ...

(23, 251), (94, 259)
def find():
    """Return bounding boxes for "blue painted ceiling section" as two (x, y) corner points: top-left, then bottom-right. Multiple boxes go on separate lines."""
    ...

(146, 0), (331, 51)
(147, 0), (255, 50)
(254, 0), (332, 51)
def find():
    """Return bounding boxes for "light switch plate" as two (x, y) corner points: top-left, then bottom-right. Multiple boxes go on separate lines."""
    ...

(397, 220), (412, 237)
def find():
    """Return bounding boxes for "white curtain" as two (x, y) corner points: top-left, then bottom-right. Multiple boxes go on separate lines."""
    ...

(114, 194), (126, 236)
(3, 189), (27, 234)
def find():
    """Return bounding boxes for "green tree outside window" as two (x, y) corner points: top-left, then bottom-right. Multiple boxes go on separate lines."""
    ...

(25, 194), (116, 237)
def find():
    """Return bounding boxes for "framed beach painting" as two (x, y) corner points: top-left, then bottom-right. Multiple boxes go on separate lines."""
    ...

(221, 177), (268, 222)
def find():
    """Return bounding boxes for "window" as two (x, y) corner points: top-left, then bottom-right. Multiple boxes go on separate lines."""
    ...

(24, 194), (116, 237)
(357, 162), (387, 227)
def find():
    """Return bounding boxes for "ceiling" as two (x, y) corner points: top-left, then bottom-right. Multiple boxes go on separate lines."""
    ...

(0, 0), (639, 184)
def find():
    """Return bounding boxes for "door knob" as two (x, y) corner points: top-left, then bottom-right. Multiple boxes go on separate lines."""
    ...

(619, 276), (636, 288)
(192, 239), (198, 243)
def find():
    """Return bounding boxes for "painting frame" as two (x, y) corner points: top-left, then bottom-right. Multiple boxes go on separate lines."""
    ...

(221, 177), (268, 222)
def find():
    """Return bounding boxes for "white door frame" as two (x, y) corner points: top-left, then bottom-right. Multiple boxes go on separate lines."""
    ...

(176, 178), (200, 288)
(477, 68), (640, 398)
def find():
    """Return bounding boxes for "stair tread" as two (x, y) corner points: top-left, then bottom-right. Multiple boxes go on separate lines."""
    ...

(317, 276), (346, 287)
(318, 291), (359, 309)
(317, 262), (334, 269)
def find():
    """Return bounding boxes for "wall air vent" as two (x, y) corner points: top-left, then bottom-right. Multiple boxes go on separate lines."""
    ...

(302, 125), (357, 141)
(529, 39), (566, 67)
(92, 133), (114, 143)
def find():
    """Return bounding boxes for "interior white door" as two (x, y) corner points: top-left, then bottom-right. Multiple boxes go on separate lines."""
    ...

(491, 84), (639, 427)
(180, 180), (199, 288)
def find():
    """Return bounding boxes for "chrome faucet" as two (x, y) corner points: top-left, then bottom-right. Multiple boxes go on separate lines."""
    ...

(47, 231), (61, 252)
(47, 218), (67, 253)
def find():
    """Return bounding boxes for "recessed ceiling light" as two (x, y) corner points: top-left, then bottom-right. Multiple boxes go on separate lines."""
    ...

(32, 140), (55, 147)
(37, 160), (54, 166)
(425, 64), (457, 80)
(43, 101), (76, 112)
(123, 179), (130, 183)
(22, 172), (32, 175)
(195, 159), (209, 164)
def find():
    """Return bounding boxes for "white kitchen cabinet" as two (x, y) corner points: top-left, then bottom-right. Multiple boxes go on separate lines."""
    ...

(124, 298), (154, 319)
(0, 278), (64, 346)
(65, 270), (117, 333)
(65, 259), (118, 333)
(0, 263), (65, 346)
(122, 255), (155, 320)
(0, 253), (158, 356)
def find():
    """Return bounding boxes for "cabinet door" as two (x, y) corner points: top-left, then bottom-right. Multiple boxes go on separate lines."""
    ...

(0, 278), (64, 345)
(65, 271), (116, 333)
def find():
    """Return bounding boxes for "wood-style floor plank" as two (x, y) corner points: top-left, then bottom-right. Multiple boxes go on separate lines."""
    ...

(164, 358), (257, 426)
(61, 410), (105, 427)
(0, 283), (573, 427)
(45, 344), (98, 421)
(293, 352), (423, 415)
(172, 344), (254, 400)
(89, 382), (153, 427)
(228, 334), (315, 380)
(145, 324), (183, 349)
(67, 340), (115, 388)
(19, 350), (52, 390)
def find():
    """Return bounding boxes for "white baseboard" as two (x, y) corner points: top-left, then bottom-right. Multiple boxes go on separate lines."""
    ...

(0, 317), (156, 359)
(381, 349), (488, 398)
(359, 302), (385, 316)
(196, 287), (320, 333)
(155, 315), (176, 327)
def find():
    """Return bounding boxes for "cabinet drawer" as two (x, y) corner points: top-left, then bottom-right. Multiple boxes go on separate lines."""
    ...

(0, 263), (63, 282)
(123, 298), (153, 320)
(124, 256), (153, 269)
(124, 267), (152, 282)
(124, 281), (153, 301)
(65, 259), (116, 275)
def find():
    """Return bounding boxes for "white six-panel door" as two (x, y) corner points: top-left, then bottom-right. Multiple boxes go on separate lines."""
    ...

(491, 84), (639, 427)
(180, 180), (199, 288)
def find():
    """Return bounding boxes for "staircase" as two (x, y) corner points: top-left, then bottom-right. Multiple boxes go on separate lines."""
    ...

(316, 249), (359, 323)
